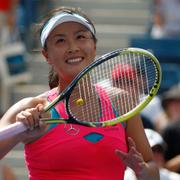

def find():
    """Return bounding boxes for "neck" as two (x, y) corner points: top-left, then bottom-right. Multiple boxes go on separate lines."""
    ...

(58, 78), (73, 93)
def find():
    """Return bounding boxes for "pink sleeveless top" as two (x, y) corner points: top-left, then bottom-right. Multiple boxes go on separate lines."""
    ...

(25, 88), (127, 180)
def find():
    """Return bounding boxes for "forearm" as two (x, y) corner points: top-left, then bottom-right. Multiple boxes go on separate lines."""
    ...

(0, 96), (47, 159)
(165, 155), (180, 172)
(0, 134), (22, 159)
(0, 99), (31, 159)
(136, 161), (160, 180)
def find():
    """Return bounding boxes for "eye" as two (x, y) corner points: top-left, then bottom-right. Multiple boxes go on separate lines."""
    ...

(56, 38), (66, 44)
(76, 31), (93, 40)
(77, 34), (86, 40)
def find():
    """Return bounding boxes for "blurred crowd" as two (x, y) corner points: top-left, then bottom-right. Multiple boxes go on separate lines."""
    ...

(0, 1), (52, 179)
(147, 1), (180, 177)
(151, 0), (180, 39)
(0, 0), (52, 51)
(0, 0), (20, 47)
(124, 83), (180, 180)
(142, 1), (180, 177)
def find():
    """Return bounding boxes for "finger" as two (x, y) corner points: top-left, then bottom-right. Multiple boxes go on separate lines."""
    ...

(129, 148), (144, 163)
(22, 110), (36, 130)
(29, 107), (42, 128)
(36, 103), (51, 120)
(115, 149), (127, 160)
(128, 146), (143, 160)
(16, 107), (41, 130)
(36, 104), (47, 118)
(127, 137), (136, 149)
(34, 105), (50, 128)
(16, 113), (31, 129)
(32, 110), (41, 128)
(36, 104), (45, 113)
(35, 104), (49, 126)
(134, 155), (144, 163)
(139, 162), (147, 169)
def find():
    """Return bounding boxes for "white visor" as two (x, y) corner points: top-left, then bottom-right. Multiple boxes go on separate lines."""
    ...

(145, 129), (164, 147)
(40, 12), (96, 47)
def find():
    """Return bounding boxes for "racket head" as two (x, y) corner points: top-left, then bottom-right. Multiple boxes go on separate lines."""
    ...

(45, 47), (161, 127)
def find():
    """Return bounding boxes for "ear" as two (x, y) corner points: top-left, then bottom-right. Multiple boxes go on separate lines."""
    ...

(41, 49), (52, 65)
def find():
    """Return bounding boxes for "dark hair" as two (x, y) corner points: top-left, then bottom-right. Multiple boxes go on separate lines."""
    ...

(48, 67), (59, 89)
(161, 84), (180, 110)
(38, 6), (97, 89)
(152, 144), (165, 154)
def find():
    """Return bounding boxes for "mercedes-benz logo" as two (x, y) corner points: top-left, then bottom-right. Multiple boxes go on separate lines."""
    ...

(64, 124), (80, 136)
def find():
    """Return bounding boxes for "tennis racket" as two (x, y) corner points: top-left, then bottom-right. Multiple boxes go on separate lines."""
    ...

(0, 47), (161, 140)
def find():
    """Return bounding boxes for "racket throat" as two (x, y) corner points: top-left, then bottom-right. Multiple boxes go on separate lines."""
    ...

(67, 117), (82, 125)
(68, 117), (92, 127)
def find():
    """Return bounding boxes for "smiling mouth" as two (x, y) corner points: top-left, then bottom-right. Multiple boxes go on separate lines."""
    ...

(66, 57), (83, 64)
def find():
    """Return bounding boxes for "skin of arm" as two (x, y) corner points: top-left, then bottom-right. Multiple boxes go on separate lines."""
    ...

(1, 163), (17, 180)
(116, 115), (160, 180)
(165, 155), (180, 173)
(0, 97), (47, 159)
(153, 0), (164, 27)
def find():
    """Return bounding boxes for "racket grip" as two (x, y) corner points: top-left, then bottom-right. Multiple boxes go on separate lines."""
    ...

(0, 122), (27, 141)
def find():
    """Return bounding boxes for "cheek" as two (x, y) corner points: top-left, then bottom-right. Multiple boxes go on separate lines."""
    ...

(46, 49), (64, 65)
(85, 43), (96, 59)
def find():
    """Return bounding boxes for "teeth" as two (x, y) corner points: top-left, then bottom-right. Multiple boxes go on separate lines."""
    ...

(67, 58), (82, 63)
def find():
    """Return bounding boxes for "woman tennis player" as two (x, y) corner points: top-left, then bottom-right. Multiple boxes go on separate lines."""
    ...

(0, 6), (159, 180)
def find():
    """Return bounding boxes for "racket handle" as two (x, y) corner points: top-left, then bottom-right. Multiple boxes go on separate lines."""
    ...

(0, 122), (27, 141)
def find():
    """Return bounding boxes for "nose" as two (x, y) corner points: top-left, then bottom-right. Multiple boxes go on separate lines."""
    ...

(67, 39), (79, 53)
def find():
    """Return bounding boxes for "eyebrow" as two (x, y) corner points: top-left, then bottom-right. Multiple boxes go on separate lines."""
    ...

(53, 34), (65, 38)
(76, 29), (90, 33)
(52, 29), (91, 39)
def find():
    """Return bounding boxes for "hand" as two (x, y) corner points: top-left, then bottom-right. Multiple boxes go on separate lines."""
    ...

(16, 104), (44, 130)
(16, 103), (49, 140)
(115, 137), (147, 178)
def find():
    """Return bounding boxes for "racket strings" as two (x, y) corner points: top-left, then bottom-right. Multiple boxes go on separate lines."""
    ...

(112, 54), (139, 114)
(68, 52), (157, 123)
(69, 79), (101, 123)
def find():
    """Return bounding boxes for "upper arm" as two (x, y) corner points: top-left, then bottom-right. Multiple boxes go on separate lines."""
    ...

(0, 98), (31, 127)
(126, 115), (153, 162)
(0, 97), (47, 127)
(1, 164), (17, 180)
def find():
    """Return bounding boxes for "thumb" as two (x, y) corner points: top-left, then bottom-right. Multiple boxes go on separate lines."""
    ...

(32, 96), (48, 106)
(115, 149), (127, 160)
(35, 103), (51, 119)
